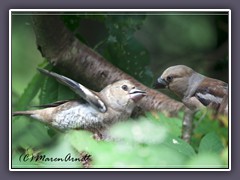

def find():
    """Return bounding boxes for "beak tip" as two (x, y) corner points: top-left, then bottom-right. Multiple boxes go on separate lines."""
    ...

(152, 79), (167, 89)
(129, 89), (146, 102)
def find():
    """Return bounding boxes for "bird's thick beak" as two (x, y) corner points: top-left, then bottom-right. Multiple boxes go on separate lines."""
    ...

(129, 88), (146, 102)
(153, 78), (168, 89)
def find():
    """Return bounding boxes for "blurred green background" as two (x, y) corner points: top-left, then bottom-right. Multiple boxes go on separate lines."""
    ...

(11, 12), (229, 169)
(12, 15), (44, 108)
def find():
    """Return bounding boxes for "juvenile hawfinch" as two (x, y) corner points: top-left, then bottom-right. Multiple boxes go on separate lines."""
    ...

(13, 69), (146, 133)
(153, 65), (228, 115)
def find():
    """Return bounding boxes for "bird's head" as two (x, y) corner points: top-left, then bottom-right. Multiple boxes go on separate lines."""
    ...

(100, 80), (146, 113)
(153, 65), (195, 98)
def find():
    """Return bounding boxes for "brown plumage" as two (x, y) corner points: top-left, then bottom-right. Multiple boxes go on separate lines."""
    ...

(13, 69), (146, 134)
(153, 65), (228, 115)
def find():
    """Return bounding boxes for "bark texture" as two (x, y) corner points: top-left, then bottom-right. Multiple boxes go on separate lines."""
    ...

(31, 15), (184, 116)
(182, 109), (194, 143)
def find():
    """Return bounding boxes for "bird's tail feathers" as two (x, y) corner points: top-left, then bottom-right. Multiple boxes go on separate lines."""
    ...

(12, 110), (34, 117)
(12, 109), (51, 122)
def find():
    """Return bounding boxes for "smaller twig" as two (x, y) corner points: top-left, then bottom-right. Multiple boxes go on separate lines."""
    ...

(182, 108), (195, 143)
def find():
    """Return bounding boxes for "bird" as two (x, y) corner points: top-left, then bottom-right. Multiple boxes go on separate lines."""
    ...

(153, 65), (228, 115)
(13, 68), (146, 135)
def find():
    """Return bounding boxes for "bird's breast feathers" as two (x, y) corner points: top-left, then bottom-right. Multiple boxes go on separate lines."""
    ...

(52, 102), (101, 129)
(51, 101), (129, 130)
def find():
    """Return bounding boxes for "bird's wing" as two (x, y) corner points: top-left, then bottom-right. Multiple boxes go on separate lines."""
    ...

(194, 77), (228, 106)
(38, 68), (107, 113)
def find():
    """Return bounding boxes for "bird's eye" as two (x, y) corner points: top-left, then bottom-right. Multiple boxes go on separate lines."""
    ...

(166, 76), (173, 82)
(121, 85), (128, 91)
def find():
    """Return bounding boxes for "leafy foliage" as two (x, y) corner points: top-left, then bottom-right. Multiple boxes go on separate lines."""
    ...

(103, 15), (153, 86)
(14, 71), (43, 111)
(62, 14), (153, 86)
(39, 68), (77, 105)
(198, 132), (224, 154)
(12, 111), (228, 168)
(12, 14), (229, 169)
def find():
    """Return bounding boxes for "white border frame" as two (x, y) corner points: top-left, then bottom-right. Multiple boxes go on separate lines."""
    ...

(9, 9), (231, 171)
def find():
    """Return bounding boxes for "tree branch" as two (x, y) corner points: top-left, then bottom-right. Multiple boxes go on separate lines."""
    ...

(182, 109), (194, 143)
(31, 15), (184, 116)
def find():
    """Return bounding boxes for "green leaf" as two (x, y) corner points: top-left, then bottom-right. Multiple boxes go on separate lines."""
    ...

(162, 135), (196, 158)
(109, 117), (168, 144)
(57, 83), (76, 101)
(191, 111), (228, 151)
(194, 111), (228, 132)
(15, 73), (44, 111)
(39, 66), (76, 105)
(103, 37), (152, 86)
(14, 60), (50, 110)
(12, 117), (59, 150)
(198, 132), (224, 154)
(68, 130), (187, 168)
(99, 15), (152, 86)
(39, 135), (82, 168)
(105, 15), (146, 43)
(12, 134), (79, 169)
(186, 153), (225, 168)
(149, 112), (182, 137)
(39, 76), (58, 105)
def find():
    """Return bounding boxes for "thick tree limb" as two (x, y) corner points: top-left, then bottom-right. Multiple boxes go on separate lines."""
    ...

(31, 15), (184, 116)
